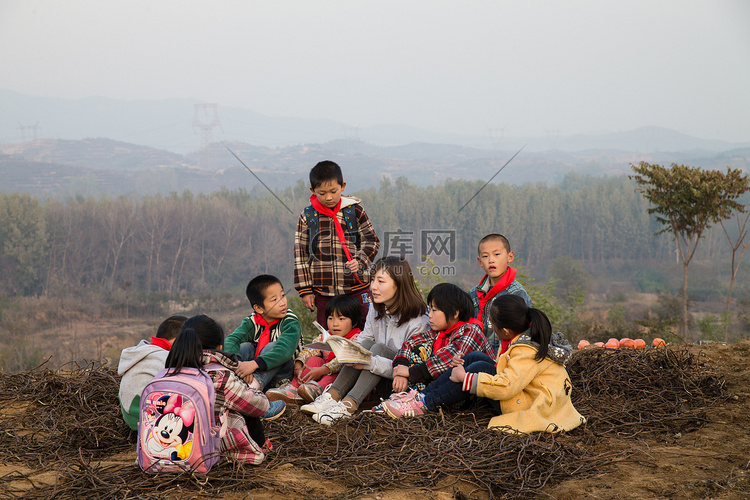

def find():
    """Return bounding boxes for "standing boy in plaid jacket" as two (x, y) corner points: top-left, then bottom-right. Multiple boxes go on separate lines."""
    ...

(294, 160), (380, 329)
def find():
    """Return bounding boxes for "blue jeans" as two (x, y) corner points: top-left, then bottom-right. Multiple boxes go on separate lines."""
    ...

(422, 351), (501, 413)
(239, 341), (294, 391)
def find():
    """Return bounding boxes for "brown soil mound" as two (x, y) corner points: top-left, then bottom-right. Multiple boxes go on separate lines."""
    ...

(1, 342), (749, 499)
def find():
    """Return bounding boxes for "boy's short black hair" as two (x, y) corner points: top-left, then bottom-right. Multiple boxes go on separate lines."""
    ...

(246, 274), (283, 308)
(477, 233), (511, 254)
(309, 160), (344, 189)
(426, 283), (474, 323)
(324, 295), (362, 329)
(156, 315), (188, 340)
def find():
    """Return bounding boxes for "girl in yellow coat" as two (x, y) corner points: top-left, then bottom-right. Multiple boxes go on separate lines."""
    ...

(384, 295), (585, 433)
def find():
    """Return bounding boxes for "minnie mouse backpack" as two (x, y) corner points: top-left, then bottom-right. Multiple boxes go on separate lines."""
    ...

(137, 365), (223, 473)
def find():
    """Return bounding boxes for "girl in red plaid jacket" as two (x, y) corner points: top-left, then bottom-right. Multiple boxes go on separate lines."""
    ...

(391, 283), (494, 393)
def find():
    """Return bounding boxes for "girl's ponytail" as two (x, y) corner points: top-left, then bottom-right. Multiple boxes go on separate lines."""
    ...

(490, 294), (553, 361)
(165, 327), (203, 375)
(527, 308), (552, 361)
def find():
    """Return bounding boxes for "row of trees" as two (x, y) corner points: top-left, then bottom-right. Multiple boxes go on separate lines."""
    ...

(0, 170), (747, 321)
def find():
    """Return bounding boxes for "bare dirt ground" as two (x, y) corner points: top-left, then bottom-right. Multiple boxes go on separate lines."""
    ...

(547, 340), (750, 500)
(2, 318), (750, 499)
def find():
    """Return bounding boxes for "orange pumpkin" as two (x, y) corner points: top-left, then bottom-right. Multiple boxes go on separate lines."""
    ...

(652, 337), (666, 347)
(605, 338), (620, 349)
(619, 338), (635, 349)
(594, 342), (605, 347)
(578, 339), (590, 349)
(633, 338), (646, 349)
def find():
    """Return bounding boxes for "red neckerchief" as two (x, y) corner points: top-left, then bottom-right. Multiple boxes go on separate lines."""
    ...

(498, 332), (521, 357)
(476, 267), (517, 323)
(309, 195), (364, 284)
(432, 318), (482, 352)
(499, 339), (512, 355)
(150, 336), (172, 350)
(324, 328), (361, 363)
(254, 314), (280, 355)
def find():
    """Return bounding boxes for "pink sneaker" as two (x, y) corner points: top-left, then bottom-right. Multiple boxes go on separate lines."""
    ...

(297, 381), (324, 403)
(389, 389), (419, 403)
(368, 389), (420, 414)
(383, 394), (427, 418)
(266, 383), (303, 405)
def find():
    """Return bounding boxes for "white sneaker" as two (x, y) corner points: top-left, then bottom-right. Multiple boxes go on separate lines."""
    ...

(312, 400), (354, 426)
(299, 391), (337, 415)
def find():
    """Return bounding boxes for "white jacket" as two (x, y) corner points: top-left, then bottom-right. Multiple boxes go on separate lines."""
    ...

(356, 306), (429, 378)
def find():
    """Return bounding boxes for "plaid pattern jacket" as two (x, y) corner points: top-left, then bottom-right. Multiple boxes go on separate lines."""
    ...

(201, 350), (269, 465)
(294, 196), (379, 297)
(392, 321), (494, 383)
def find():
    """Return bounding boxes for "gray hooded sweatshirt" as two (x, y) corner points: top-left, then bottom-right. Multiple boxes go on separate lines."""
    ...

(117, 340), (169, 430)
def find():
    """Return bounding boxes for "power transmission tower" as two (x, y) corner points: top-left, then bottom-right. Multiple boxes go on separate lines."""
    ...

(341, 125), (362, 142)
(193, 104), (221, 168)
(17, 121), (40, 142)
(29, 122), (40, 141)
(486, 126), (505, 151)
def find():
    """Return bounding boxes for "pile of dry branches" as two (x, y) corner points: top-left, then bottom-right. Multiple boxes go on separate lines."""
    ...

(568, 346), (728, 437)
(0, 346), (728, 499)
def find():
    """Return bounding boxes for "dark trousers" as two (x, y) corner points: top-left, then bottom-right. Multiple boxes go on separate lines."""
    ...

(244, 416), (265, 446)
(422, 351), (501, 413)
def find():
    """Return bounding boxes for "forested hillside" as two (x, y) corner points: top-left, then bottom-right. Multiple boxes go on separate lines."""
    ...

(1, 172), (749, 365)
(2, 173), (746, 295)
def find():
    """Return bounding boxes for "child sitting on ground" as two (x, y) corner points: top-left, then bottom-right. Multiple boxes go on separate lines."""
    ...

(266, 294), (362, 404)
(165, 315), (286, 464)
(224, 275), (303, 391)
(118, 315), (186, 430)
(383, 295), (586, 434)
(390, 282), (494, 394)
(470, 233), (531, 354)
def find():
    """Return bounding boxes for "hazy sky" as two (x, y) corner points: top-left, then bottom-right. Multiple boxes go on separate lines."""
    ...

(1, 0), (748, 142)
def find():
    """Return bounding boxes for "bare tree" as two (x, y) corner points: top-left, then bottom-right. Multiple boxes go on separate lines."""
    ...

(720, 210), (750, 341)
(139, 195), (171, 292)
(102, 196), (138, 287)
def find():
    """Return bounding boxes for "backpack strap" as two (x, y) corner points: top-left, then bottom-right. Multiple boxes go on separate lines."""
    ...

(304, 205), (319, 262)
(341, 205), (360, 250)
(203, 363), (230, 439)
(305, 204), (360, 258)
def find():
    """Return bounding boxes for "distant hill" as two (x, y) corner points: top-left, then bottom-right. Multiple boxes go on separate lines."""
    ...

(2, 89), (748, 198)
(1, 135), (748, 199)
(2, 89), (748, 154)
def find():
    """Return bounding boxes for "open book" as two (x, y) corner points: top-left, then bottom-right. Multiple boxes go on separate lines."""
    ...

(303, 321), (372, 365)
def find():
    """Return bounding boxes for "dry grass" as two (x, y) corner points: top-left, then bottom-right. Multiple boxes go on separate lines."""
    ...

(0, 345), (731, 499)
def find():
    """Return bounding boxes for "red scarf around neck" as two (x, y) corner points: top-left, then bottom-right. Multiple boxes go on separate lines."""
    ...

(499, 339), (512, 355)
(476, 267), (517, 323)
(499, 332), (522, 356)
(323, 327), (361, 363)
(309, 195), (364, 284)
(432, 318), (482, 352)
(254, 314), (280, 355)
(150, 336), (172, 351)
